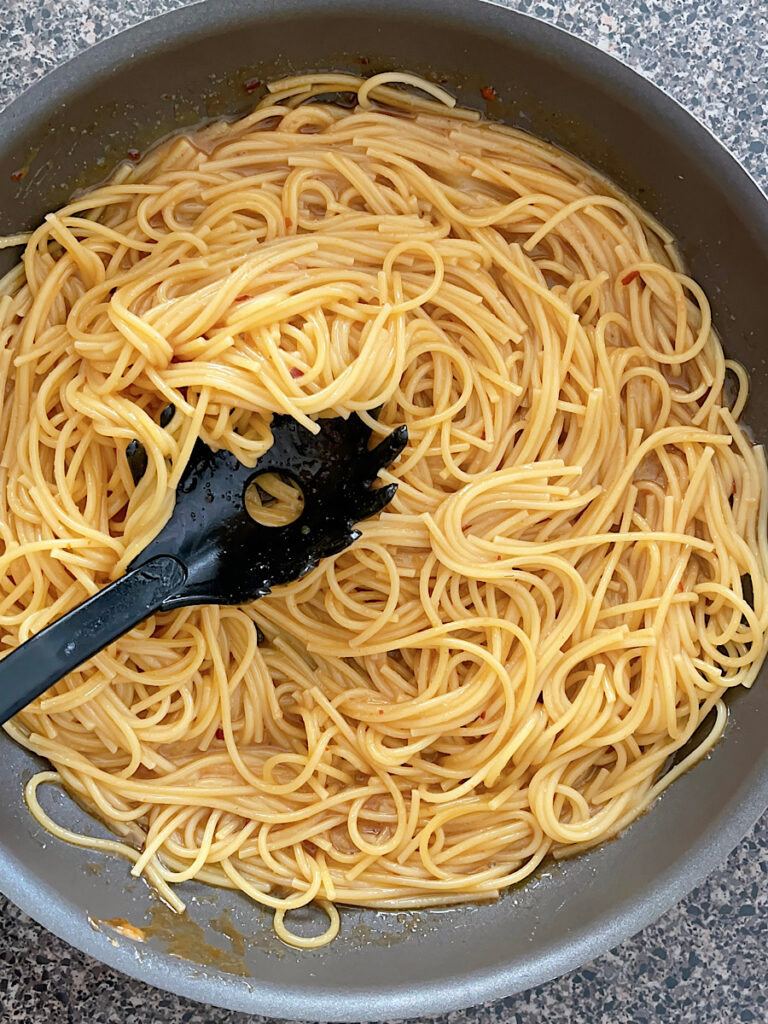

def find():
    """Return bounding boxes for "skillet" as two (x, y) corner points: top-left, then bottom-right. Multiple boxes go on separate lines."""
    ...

(1, 1), (768, 1018)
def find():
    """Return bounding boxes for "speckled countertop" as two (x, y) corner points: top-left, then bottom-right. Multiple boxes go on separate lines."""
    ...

(0, 1), (767, 1022)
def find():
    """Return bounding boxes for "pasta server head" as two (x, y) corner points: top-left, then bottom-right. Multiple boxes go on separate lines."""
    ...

(129, 412), (408, 607)
(0, 414), (407, 724)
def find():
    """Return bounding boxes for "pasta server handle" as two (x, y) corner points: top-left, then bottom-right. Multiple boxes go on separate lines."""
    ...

(0, 555), (188, 725)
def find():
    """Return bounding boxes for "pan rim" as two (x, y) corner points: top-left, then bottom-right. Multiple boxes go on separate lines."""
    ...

(1, 0), (768, 1018)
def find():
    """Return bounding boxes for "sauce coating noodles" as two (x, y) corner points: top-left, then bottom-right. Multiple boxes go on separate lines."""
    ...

(3, 73), (767, 949)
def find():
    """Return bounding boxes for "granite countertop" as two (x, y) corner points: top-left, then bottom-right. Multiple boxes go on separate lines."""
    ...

(1, 1), (767, 1022)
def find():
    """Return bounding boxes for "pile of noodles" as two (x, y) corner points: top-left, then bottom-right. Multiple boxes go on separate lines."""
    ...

(1, 72), (766, 948)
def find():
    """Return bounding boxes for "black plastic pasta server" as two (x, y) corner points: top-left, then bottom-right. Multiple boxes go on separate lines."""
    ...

(0, 413), (407, 724)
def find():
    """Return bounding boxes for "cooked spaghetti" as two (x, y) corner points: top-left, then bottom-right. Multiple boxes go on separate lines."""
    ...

(2, 73), (766, 950)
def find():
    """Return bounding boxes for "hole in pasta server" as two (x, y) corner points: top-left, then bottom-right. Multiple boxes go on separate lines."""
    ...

(245, 472), (305, 527)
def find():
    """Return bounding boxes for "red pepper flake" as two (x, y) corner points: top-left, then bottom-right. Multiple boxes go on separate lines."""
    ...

(285, 217), (293, 229)
(678, 583), (684, 592)
(479, 711), (486, 719)
(732, 480), (738, 495)
(10, 169), (25, 182)
(360, 57), (371, 66)
(244, 78), (262, 94)
(480, 430), (486, 441)
(127, 149), (141, 162)
(481, 86), (497, 101)
(235, 294), (253, 303)
(290, 366), (304, 379)
(621, 270), (640, 285)
(215, 727), (225, 740)
(161, 93), (170, 101)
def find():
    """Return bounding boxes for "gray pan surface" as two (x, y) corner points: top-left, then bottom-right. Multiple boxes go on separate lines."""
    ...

(1, 1), (768, 1019)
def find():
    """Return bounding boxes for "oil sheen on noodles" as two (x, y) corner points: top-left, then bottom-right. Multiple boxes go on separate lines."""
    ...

(2, 73), (767, 950)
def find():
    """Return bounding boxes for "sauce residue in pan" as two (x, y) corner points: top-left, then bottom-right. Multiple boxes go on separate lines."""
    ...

(88, 900), (252, 976)
(209, 908), (247, 958)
